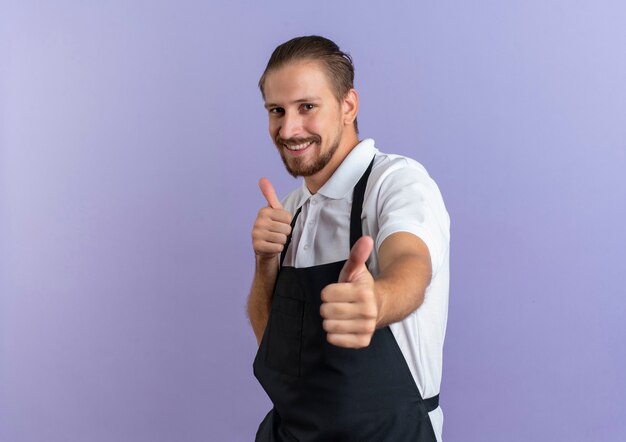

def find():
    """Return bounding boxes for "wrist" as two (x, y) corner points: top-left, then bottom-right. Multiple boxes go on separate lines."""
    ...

(373, 279), (387, 329)
(255, 253), (279, 269)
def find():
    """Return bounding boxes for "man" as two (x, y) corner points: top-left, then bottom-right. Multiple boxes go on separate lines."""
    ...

(248, 36), (450, 441)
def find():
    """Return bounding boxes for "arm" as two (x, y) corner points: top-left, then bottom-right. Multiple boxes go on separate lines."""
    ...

(374, 231), (432, 328)
(247, 256), (279, 345)
(247, 178), (292, 345)
(320, 232), (431, 348)
(321, 163), (447, 349)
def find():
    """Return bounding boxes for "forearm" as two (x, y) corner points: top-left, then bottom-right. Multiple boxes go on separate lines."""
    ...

(247, 255), (279, 345)
(374, 252), (432, 328)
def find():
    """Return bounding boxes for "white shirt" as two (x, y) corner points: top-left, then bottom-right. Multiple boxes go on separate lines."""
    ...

(281, 138), (450, 441)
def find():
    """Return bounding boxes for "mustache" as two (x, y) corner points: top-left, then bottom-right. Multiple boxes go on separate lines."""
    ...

(276, 135), (321, 146)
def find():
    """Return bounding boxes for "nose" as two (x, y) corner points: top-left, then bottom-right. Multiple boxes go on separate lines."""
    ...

(278, 111), (303, 140)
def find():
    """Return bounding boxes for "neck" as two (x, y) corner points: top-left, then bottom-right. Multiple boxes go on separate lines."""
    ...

(304, 132), (360, 194)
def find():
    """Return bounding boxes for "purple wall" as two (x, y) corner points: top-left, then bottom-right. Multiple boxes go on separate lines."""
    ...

(1, 1), (625, 441)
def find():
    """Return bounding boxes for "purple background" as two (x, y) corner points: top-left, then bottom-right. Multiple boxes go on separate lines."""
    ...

(1, 1), (625, 441)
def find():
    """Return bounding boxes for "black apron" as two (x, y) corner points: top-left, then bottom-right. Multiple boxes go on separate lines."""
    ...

(253, 158), (439, 441)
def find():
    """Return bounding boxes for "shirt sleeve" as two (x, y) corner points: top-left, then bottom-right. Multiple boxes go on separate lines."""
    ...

(375, 159), (450, 275)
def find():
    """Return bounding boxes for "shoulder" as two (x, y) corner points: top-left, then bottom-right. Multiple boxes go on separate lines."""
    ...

(368, 151), (443, 200)
(365, 149), (451, 272)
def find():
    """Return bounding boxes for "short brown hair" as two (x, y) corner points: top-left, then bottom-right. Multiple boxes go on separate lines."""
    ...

(259, 35), (358, 133)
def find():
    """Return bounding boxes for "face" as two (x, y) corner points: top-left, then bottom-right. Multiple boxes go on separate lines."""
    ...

(263, 61), (346, 178)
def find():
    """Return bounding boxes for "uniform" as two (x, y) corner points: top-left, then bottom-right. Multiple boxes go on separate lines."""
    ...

(254, 139), (450, 441)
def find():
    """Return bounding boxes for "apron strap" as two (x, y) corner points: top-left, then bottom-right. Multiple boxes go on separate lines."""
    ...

(419, 394), (440, 416)
(350, 157), (376, 249)
(279, 154), (376, 267)
(279, 206), (302, 268)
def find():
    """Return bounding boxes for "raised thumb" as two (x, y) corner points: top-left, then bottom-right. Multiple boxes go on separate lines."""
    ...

(339, 236), (374, 283)
(258, 177), (282, 209)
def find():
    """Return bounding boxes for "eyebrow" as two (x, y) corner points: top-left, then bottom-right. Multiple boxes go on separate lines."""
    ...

(264, 97), (322, 109)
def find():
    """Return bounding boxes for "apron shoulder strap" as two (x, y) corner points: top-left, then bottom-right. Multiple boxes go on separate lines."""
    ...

(279, 206), (302, 268)
(350, 156), (376, 250)
(280, 154), (376, 267)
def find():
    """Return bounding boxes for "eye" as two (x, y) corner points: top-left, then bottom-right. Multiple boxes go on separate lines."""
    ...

(301, 103), (315, 111)
(269, 107), (284, 115)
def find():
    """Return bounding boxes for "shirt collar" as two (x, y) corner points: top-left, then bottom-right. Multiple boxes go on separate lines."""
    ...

(317, 138), (377, 200)
(291, 139), (377, 208)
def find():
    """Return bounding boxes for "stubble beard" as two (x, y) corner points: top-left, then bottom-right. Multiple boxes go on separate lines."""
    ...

(277, 132), (342, 178)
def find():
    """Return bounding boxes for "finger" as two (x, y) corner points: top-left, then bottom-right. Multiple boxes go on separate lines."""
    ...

(339, 236), (374, 283)
(322, 318), (376, 335)
(255, 214), (293, 234)
(258, 178), (282, 209)
(252, 241), (285, 256)
(320, 302), (374, 320)
(321, 283), (358, 303)
(321, 283), (374, 304)
(326, 332), (372, 349)
(264, 210), (293, 226)
(252, 231), (288, 246)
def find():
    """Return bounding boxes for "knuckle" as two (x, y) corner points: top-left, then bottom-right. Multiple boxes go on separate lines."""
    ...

(280, 209), (292, 221)
(364, 305), (377, 319)
(320, 287), (329, 302)
(253, 218), (266, 231)
(320, 304), (328, 318)
(355, 289), (368, 302)
(328, 334), (343, 347)
(358, 335), (371, 348)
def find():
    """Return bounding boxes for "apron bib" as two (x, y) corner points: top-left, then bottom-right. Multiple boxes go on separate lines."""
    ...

(253, 158), (439, 441)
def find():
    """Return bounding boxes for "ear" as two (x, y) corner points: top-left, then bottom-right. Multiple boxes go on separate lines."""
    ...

(342, 88), (359, 127)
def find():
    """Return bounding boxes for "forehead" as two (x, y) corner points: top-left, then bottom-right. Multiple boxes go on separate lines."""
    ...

(263, 60), (334, 104)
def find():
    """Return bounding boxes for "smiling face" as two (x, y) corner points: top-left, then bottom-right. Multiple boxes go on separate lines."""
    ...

(263, 60), (359, 191)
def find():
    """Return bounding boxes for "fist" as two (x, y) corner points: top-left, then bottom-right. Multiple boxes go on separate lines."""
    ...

(252, 178), (292, 260)
(320, 236), (379, 349)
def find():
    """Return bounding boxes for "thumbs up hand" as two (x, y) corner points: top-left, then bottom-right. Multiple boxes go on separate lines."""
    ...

(252, 178), (293, 260)
(258, 178), (283, 210)
(320, 236), (380, 349)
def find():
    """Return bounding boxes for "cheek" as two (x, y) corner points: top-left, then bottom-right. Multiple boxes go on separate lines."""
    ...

(268, 121), (279, 138)
(304, 115), (325, 135)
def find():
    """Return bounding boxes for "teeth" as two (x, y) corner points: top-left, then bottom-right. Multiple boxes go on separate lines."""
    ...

(284, 141), (313, 151)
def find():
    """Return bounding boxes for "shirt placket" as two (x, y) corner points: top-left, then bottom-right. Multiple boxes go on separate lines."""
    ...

(295, 194), (321, 268)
